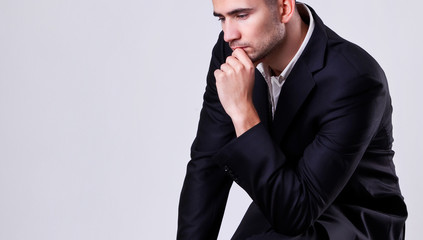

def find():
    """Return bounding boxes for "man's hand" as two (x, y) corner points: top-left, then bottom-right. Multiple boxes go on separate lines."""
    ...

(214, 48), (260, 137)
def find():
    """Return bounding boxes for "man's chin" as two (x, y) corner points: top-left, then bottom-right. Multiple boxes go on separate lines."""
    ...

(252, 57), (265, 67)
(248, 52), (267, 67)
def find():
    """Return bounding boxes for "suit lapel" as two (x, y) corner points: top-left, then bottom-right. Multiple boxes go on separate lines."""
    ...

(271, 61), (315, 144)
(270, 5), (327, 144)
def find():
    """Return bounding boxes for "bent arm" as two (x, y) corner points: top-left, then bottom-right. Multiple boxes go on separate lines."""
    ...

(177, 32), (236, 240)
(213, 74), (389, 236)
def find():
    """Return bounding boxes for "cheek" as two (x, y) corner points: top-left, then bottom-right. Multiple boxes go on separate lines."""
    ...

(241, 16), (268, 39)
(253, 20), (274, 39)
(245, 24), (267, 43)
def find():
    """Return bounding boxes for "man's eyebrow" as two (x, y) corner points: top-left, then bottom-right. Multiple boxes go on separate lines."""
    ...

(213, 8), (254, 17)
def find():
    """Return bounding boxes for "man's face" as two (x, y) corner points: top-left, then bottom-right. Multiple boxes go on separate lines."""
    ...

(212, 0), (285, 63)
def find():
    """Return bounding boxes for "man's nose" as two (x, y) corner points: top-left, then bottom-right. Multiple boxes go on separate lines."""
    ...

(223, 22), (241, 43)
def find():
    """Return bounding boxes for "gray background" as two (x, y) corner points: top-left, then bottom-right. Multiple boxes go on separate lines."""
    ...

(0, 0), (421, 239)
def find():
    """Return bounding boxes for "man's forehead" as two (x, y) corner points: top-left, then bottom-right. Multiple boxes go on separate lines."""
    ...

(212, 0), (262, 14)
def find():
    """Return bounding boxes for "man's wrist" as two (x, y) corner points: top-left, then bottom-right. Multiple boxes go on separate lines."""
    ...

(231, 106), (260, 137)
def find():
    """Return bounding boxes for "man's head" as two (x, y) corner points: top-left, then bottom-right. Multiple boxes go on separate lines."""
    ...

(212, 0), (296, 63)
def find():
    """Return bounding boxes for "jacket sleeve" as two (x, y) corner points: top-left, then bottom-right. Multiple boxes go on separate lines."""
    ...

(213, 71), (390, 236)
(177, 32), (235, 240)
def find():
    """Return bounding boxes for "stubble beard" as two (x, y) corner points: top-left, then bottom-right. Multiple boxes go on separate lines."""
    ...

(249, 26), (285, 64)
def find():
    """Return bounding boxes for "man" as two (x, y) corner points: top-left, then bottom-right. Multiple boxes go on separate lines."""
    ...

(178, 0), (408, 239)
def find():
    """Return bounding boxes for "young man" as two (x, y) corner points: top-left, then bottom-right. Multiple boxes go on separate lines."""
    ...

(178, 0), (408, 239)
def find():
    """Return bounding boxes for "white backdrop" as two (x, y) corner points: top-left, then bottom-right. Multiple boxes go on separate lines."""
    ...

(0, 0), (421, 239)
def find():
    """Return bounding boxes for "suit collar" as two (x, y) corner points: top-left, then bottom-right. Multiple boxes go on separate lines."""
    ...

(299, 5), (327, 74)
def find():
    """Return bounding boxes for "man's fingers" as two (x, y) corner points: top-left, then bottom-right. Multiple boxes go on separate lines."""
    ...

(215, 48), (255, 82)
(232, 48), (254, 69)
(214, 69), (222, 78)
(225, 56), (243, 73)
(219, 62), (233, 74)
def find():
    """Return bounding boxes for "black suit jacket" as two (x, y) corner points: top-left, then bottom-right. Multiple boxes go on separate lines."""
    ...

(178, 7), (407, 240)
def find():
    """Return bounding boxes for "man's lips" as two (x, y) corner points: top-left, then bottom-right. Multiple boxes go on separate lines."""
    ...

(231, 46), (248, 51)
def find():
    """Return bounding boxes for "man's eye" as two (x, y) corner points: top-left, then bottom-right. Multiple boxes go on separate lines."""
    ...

(218, 17), (225, 22)
(237, 14), (248, 19)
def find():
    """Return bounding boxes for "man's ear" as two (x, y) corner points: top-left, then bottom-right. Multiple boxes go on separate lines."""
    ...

(278, 0), (295, 23)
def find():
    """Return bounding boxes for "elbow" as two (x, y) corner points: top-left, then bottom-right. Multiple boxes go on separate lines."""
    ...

(273, 216), (314, 237)
(270, 201), (319, 236)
